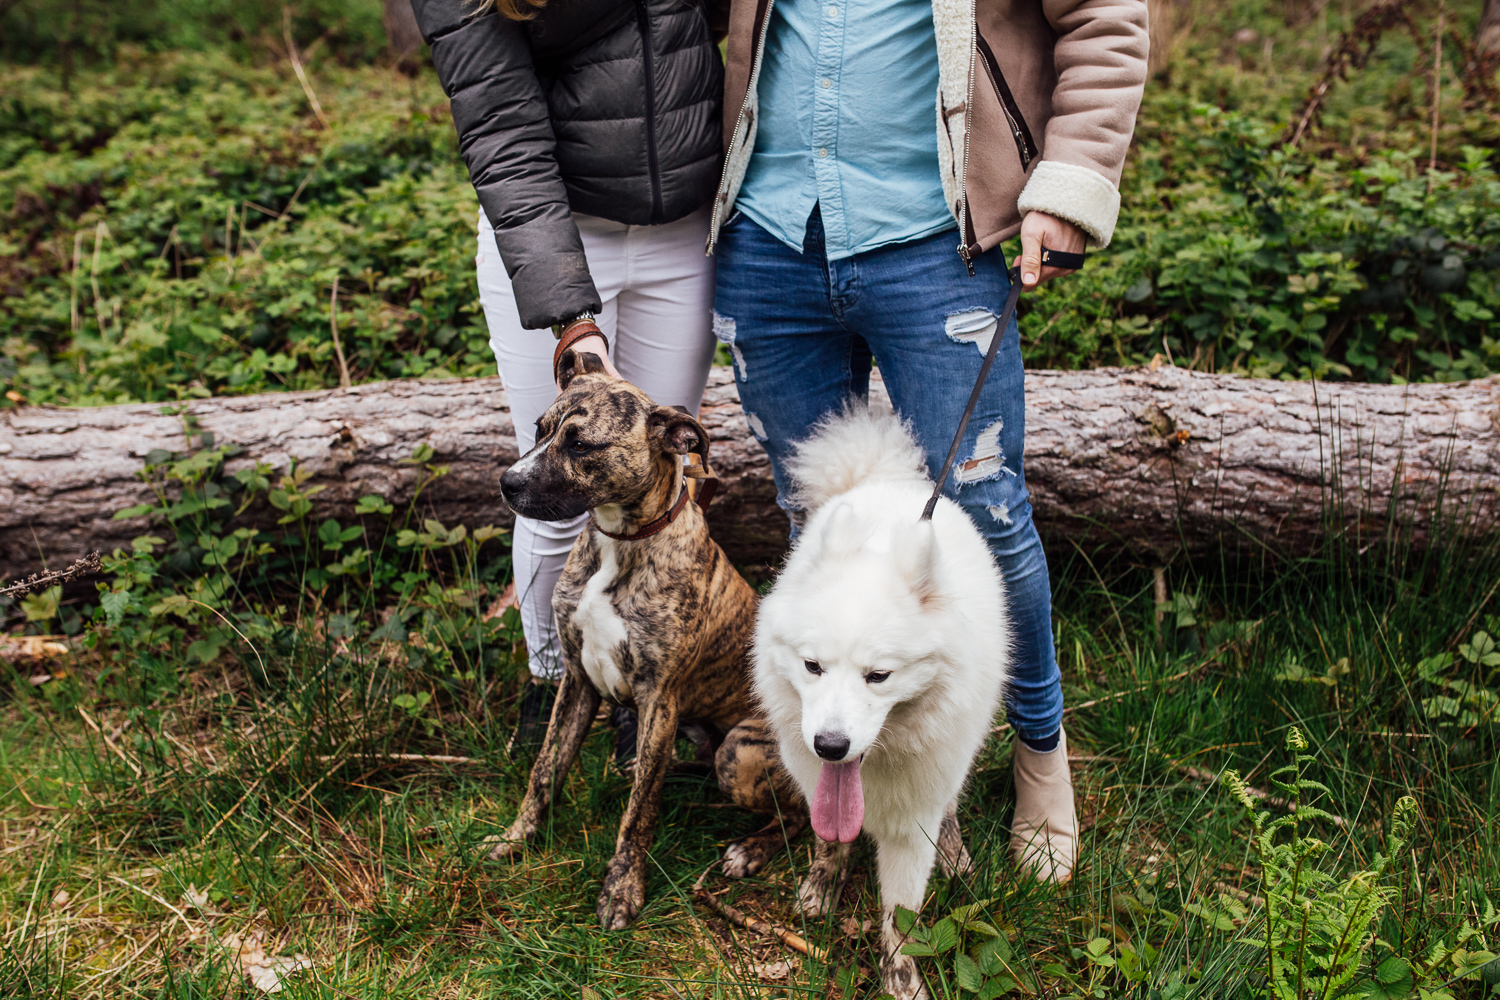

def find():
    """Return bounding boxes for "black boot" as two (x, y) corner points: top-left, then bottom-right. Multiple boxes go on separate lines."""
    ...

(507, 681), (557, 759)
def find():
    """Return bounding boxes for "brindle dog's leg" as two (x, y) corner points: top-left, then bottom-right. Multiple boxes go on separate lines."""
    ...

(485, 668), (601, 860)
(598, 692), (680, 929)
(936, 800), (974, 877)
(716, 718), (808, 877)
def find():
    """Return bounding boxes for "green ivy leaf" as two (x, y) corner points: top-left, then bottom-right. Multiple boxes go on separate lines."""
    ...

(355, 494), (395, 515)
(928, 917), (958, 955)
(954, 953), (983, 993)
(188, 638), (222, 664)
(100, 590), (130, 627)
(977, 977), (1016, 1000)
(20, 586), (60, 623)
(113, 504), (157, 520)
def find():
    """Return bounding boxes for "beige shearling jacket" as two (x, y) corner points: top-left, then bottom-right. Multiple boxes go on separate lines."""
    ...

(708, 0), (1149, 263)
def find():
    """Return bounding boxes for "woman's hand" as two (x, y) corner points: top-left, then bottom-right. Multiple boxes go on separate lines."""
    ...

(1018, 212), (1086, 290)
(558, 332), (622, 388)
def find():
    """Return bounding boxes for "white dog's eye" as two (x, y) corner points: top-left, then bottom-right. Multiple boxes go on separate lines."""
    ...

(866, 671), (891, 684)
(804, 660), (823, 676)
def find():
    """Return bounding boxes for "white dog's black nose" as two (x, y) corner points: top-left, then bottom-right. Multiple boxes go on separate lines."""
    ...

(814, 731), (850, 761)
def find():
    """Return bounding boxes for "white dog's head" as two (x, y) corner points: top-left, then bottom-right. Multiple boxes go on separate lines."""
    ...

(759, 506), (951, 762)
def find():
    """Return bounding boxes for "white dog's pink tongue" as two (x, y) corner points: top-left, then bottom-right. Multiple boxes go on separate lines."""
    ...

(811, 757), (864, 843)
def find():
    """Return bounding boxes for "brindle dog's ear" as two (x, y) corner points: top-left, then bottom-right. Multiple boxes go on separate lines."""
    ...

(647, 407), (708, 457)
(556, 348), (608, 392)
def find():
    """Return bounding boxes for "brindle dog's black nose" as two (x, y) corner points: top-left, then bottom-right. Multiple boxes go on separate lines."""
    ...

(814, 731), (850, 761)
(499, 466), (524, 502)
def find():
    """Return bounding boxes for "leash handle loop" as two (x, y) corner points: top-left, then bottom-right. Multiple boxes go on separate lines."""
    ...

(921, 264), (1024, 521)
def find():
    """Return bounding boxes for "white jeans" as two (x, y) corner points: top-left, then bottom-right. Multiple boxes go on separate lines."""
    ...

(476, 206), (717, 680)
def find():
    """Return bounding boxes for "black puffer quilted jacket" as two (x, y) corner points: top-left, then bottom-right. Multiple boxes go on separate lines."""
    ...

(412, 0), (725, 330)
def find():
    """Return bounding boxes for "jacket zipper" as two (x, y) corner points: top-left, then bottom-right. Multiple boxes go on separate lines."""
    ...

(637, 0), (665, 224)
(706, 0), (778, 255)
(974, 31), (1038, 172)
(955, 0), (978, 275)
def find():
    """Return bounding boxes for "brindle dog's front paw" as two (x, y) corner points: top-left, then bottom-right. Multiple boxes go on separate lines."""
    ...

(597, 859), (645, 930)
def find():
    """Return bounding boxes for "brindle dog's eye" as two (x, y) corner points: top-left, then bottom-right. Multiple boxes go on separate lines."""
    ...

(804, 660), (822, 676)
(570, 439), (594, 455)
(865, 671), (891, 684)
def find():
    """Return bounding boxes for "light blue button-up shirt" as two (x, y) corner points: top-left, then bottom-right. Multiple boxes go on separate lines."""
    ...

(735, 0), (956, 260)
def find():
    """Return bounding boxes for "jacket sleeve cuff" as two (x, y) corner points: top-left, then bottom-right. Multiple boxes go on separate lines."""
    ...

(1016, 160), (1122, 248)
(509, 252), (603, 332)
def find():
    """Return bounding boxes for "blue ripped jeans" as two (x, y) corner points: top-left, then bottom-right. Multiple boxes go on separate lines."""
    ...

(713, 208), (1063, 743)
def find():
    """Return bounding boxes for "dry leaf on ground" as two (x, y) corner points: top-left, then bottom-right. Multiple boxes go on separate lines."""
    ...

(749, 960), (794, 980)
(0, 635), (69, 663)
(223, 930), (315, 994)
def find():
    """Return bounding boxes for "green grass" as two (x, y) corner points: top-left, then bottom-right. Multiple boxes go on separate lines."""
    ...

(3, 523), (1497, 998)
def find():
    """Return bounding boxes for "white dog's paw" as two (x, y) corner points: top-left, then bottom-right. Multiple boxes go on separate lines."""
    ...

(879, 951), (929, 1000)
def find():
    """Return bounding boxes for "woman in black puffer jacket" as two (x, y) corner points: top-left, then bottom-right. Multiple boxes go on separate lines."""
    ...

(413, 0), (725, 742)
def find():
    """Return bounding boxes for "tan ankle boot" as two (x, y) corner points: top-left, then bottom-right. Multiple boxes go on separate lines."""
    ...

(1010, 727), (1079, 882)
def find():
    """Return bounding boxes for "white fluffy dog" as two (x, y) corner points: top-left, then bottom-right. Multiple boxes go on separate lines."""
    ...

(753, 406), (1009, 1000)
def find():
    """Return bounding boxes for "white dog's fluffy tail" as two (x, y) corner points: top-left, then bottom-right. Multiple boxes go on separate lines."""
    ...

(785, 405), (930, 510)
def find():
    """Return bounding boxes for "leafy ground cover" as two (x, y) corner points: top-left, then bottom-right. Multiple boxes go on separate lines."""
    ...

(1, 445), (1497, 997)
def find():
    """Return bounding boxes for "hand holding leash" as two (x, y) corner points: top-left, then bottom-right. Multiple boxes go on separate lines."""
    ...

(1018, 212), (1086, 289)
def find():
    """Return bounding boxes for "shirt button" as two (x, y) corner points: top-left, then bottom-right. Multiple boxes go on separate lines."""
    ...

(825, 4), (838, 15)
(820, 77), (832, 88)
(817, 147), (828, 158)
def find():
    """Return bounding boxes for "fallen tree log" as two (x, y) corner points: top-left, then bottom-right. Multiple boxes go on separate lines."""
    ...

(1, 366), (1496, 580)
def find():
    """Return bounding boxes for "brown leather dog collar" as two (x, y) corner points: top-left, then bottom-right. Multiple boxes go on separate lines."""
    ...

(591, 481), (693, 541)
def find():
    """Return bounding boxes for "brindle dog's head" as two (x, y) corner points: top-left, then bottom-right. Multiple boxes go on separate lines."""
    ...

(498, 350), (709, 522)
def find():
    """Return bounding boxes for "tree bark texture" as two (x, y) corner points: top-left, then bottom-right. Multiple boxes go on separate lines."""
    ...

(1, 367), (1496, 581)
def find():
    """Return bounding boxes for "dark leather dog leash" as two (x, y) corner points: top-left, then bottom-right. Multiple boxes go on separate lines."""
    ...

(920, 248), (1083, 521)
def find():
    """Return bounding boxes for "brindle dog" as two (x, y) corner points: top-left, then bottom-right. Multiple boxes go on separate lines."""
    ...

(489, 350), (806, 929)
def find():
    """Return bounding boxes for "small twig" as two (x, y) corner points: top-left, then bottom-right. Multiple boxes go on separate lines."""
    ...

(329, 276), (352, 389)
(317, 752), (476, 765)
(2, 551), (102, 599)
(90, 221), (110, 338)
(77, 706), (144, 779)
(693, 870), (828, 964)
(283, 7), (330, 129)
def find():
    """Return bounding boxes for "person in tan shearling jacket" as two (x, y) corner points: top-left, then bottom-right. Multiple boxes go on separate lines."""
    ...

(710, 0), (1150, 277)
(707, 0), (1148, 919)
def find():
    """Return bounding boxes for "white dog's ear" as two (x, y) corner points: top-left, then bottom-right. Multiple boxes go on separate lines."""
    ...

(822, 503), (865, 560)
(894, 520), (940, 603)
